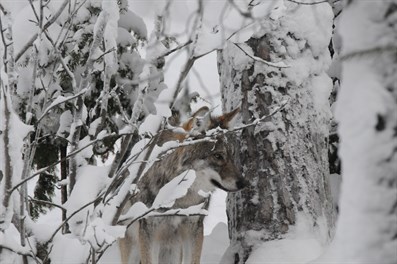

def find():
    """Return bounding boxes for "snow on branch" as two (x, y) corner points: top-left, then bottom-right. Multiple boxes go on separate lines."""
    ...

(8, 132), (132, 195)
(119, 171), (207, 228)
(233, 42), (290, 68)
(0, 239), (35, 260)
(228, 98), (290, 133)
(36, 89), (87, 124)
(286, 0), (330, 5)
(47, 195), (104, 244)
(152, 170), (197, 208)
(121, 203), (208, 229)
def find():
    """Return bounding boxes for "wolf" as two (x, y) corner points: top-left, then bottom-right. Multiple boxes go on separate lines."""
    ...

(119, 107), (247, 264)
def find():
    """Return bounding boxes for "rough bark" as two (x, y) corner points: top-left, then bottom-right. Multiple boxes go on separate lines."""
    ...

(218, 3), (335, 262)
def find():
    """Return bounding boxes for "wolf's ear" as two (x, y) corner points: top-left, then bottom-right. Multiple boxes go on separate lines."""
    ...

(181, 106), (210, 132)
(215, 107), (240, 129)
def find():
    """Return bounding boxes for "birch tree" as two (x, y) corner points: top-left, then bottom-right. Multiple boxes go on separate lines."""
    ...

(318, 1), (397, 263)
(218, 1), (336, 262)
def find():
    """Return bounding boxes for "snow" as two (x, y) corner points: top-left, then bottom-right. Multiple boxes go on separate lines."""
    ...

(0, 87), (32, 232)
(120, 202), (149, 223)
(152, 169), (196, 208)
(246, 213), (325, 264)
(50, 233), (90, 264)
(0, 224), (33, 260)
(118, 10), (148, 39)
(138, 114), (163, 135)
(204, 190), (228, 235)
(139, 139), (178, 178)
(201, 222), (230, 264)
(102, 0), (119, 75)
(11, 1), (63, 61)
(149, 203), (208, 218)
(65, 164), (110, 237)
(310, 73), (333, 118)
(117, 27), (137, 47)
(316, 1), (397, 263)
(83, 217), (125, 251)
(75, 136), (94, 167)
(194, 26), (223, 57)
(29, 208), (61, 243)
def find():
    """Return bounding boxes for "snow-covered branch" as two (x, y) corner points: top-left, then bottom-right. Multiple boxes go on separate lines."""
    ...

(233, 42), (290, 68)
(47, 195), (104, 244)
(8, 132), (129, 195)
(286, 0), (330, 5)
(0, 242), (35, 259)
(228, 98), (290, 133)
(36, 89), (87, 124)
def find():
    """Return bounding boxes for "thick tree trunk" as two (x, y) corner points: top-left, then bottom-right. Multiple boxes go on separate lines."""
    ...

(218, 3), (336, 262)
(319, 1), (397, 263)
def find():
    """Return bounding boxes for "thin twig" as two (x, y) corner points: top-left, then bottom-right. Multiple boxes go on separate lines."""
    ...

(228, 98), (290, 134)
(234, 42), (290, 68)
(28, 196), (66, 211)
(8, 133), (128, 195)
(47, 195), (104, 243)
(15, 0), (69, 61)
(0, 244), (35, 259)
(286, 0), (329, 5)
(340, 45), (397, 61)
(36, 88), (87, 124)
(0, 3), (6, 15)
(161, 39), (193, 57)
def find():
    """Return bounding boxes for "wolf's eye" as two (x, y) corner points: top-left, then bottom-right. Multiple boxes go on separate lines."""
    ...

(214, 153), (224, 161)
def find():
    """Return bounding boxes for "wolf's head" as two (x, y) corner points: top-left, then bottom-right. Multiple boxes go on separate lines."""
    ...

(180, 107), (248, 192)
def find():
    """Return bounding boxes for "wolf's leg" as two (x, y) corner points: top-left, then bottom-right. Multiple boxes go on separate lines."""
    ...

(158, 243), (182, 264)
(190, 223), (204, 264)
(181, 220), (204, 264)
(119, 236), (131, 264)
(139, 219), (155, 264)
(119, 223), (141, 264)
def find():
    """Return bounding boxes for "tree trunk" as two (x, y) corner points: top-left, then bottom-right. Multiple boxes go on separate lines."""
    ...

(218, 3), (336, 262)
(319, 1), (397, 263)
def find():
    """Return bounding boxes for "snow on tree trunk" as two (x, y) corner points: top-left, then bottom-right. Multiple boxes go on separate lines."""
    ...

(0, 82), (32, 262)
(218, 2), (336, 263)
(318, 1), (397, 263)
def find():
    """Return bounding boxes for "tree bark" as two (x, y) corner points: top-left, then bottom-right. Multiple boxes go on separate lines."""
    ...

(218, 3), (336, 262)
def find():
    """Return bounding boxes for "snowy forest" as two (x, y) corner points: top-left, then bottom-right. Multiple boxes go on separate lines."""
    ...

(0, 0), (396, 263)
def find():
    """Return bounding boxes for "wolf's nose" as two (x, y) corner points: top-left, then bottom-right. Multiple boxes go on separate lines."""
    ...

(236, 178), (248, 190)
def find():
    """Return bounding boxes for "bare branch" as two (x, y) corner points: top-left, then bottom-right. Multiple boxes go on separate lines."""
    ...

(0, 243), (35, 259)
(233, 42), (290, 68)
(340, 45), (397, 61)
(228, 98), (290, 134)
(47, 195), (104, 244)
(0, 3), (6, 15)
(286, 0), (329, 5)
(28, 196), (66, 211)
(8, 132), (130, 195)
(161, 39), (193, 57)
(36, 88), (87, 124)
(15, 0), (69, 62)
